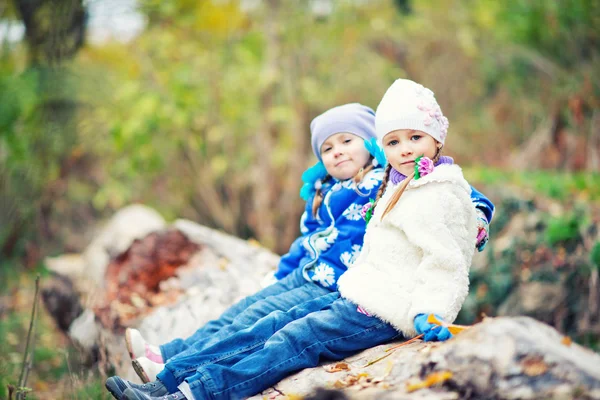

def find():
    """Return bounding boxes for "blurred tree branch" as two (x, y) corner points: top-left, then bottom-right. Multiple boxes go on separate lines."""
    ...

(2, 0), (87, 263)
(251, 0), (280, 250)
(13, 0), (85, 65)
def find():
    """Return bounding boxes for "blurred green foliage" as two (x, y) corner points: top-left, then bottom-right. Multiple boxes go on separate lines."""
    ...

(465, 168), (600, 202)
(0, 0), (598, 258)
(457, 196), (600, 349)
(591, 241), (600, 269)
(545, 212), (583, 247)
(0, 0), (600, 257)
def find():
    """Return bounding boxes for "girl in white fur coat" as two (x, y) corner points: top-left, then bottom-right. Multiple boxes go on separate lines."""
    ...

(338, 78), (478, 341)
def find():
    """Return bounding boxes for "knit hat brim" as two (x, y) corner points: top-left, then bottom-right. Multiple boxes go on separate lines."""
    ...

(377, 118), (444, 144)
(310, 103), (376, 161)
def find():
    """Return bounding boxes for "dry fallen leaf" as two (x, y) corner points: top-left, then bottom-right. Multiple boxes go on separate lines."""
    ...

(406, 371), (453, 393)
(332, 373), (371, 389)
(247, 238), (262, 248)
(324, 362), (351, 373)
(130, 293), (146, 309)
(561, 336), (572, 346)
(426, 314), (470, 335)
(218, 257), (229, 270)
(521, 355), (548, 376)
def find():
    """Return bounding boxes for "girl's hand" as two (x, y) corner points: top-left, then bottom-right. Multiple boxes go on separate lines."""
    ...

(413, 314), (452, 342)
(475, 209), (489, 252)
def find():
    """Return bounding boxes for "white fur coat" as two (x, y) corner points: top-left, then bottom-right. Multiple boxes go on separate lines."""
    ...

(337, 164), (477, 338)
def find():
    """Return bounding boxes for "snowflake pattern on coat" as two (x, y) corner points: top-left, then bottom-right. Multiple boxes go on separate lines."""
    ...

(340, 244), (362, 268)
(312, 228), (339, 252)
(341, 169), (384, 192)
(299, 212), (309, 234)
(358, 169), (384, 191)
(343, 204), (363, 221)
(311, 263), (336, 287)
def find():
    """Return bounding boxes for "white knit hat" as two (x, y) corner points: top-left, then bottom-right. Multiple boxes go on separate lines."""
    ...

(375, 79), (449, 144)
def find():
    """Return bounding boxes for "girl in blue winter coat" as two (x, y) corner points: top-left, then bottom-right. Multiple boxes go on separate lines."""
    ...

(106, 98), (494, 400)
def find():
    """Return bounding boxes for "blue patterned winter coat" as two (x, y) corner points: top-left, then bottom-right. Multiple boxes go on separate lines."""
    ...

(275, 167), (386, 290)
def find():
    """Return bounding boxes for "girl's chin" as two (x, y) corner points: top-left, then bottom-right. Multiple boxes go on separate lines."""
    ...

(394, 165), (414, 176)
(330, 170), (358, 181)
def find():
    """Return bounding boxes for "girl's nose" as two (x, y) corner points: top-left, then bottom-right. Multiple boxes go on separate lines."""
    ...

(401, 146), (412, 157)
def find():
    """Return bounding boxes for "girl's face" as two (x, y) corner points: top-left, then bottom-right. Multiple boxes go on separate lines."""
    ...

(382, 129), (439, 176)
(320, 133), (371, 180)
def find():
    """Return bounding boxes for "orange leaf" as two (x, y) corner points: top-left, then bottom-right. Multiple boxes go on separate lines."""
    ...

(426, 314), (470, 334)
(324, 362), (350, 373)
(521, 355), (548, 376)
(406, 371), (453, 392)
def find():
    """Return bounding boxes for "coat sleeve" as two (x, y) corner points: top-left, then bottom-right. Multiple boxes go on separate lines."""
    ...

(275, 201), (318, 280)
(469, 185), (494, 223)
(275, 235), (307, 280)
(393, 183), (475, 325)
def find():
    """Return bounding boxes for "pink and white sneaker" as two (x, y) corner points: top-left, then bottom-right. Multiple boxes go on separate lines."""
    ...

(132, 356), (166, 383)
(125, 328), (164, 363)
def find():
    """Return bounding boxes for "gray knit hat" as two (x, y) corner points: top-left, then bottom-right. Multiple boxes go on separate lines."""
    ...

(310, 103), (377, 161)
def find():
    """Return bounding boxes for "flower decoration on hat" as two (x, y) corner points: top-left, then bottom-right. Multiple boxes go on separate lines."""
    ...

(414, 155), (434, 180)
(418, 102), (449, 141)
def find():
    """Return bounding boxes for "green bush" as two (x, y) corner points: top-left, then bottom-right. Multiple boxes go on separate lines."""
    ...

(545, 213), (582, 247)
(591, 241), (600, 270)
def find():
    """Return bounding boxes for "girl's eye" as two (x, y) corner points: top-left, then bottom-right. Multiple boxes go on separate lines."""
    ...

(387, 140), (398, 146)
(344, 138), (352, 144)
(411, 135), (422, 141)
(322, 147), (332, 153)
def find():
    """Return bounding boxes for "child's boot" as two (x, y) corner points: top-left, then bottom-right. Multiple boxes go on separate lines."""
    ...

(133, 356), (165, 383)
(123, 388), (187, 399)
(126, 328), (164, 362)
(105, 376), (168, 399)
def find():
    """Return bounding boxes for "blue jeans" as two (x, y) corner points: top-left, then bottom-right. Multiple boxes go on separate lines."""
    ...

(158, 294), (401, 400)
(160, 267), (329, 362)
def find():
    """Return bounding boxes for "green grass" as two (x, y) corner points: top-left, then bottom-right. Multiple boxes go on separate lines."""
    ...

(464, 167), (600, 202)
(0, 268), (112, 399)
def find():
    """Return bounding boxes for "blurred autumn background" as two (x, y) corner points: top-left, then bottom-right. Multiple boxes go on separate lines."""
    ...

(0, 0), (599, 398)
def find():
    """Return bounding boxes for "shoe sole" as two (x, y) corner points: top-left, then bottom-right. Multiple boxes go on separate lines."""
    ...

(125, 329), (136, 360)
(132, 359), (151, 383)
(105, 380), (125, 400)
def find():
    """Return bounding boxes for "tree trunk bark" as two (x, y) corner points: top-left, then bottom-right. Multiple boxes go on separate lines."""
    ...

(251, 0), (280, 250)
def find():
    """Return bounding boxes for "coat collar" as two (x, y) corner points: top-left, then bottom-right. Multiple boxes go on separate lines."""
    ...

(404, 163), (470, 194)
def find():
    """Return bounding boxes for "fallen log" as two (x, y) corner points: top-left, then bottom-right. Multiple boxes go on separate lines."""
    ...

(42, 205), (600, 399)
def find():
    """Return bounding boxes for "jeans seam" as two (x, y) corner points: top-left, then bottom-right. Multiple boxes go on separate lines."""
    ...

(173, 340), (267, 378)
(188, 369), (218, 400)
(213, 321), (391, 396)
(173, 282), (329, 379)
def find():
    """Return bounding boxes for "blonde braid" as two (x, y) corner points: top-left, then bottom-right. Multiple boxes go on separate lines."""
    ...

(311, 174), (331, 217)
(373, 164), (392, 210)
(353, 157), (375, 186)
(351, 157), (377, 197)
